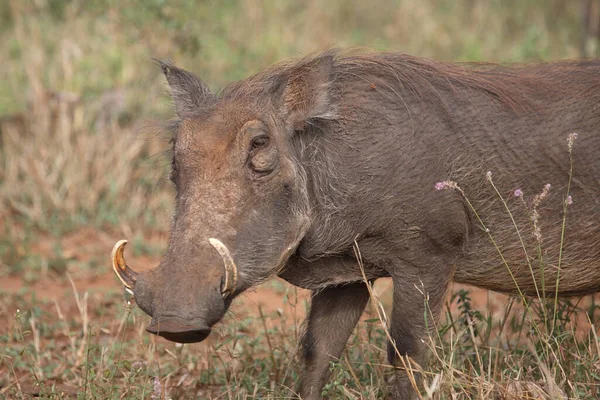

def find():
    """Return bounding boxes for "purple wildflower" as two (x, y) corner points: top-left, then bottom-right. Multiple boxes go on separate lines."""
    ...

(567, 195), (573, 205)
(132, 360), (146, 371)
(434, 181), (458, 191)
(514, 189), (523, 198)
(151, 377), (162, 400)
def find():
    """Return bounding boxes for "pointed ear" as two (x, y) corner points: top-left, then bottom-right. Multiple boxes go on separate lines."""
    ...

(156, 60), (213, 118)
(278, 54), (335, 130)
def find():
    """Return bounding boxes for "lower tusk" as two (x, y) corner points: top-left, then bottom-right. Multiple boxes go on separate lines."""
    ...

(111, 240), (138, 295)
(208, 238), (238, 299)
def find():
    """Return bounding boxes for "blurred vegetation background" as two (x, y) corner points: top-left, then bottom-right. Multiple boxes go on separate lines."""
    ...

(0, 0), (598, 277)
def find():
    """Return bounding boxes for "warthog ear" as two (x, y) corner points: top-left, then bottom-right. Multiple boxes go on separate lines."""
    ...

(157, 60), (213, 118)
(278, 54), (335, 130)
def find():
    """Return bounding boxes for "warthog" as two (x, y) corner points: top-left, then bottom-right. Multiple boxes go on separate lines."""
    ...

(112, 50), (600, 399)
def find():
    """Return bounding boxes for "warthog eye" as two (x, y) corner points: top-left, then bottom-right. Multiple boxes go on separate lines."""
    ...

(248, 134), (277, 175)
(250, 135), (270, 150)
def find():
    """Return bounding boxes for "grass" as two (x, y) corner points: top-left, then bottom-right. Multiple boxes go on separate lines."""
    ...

(1, 0), (600, 399)
(2, 277), (598, 398)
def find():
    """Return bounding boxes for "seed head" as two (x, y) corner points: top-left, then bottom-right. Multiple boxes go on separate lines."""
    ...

(533, 183), (551, 208)
(567, 132), (578, 152)
(533, 226), (542, 243)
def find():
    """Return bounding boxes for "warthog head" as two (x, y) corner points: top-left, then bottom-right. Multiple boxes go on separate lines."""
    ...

(112, 55), (335, 343)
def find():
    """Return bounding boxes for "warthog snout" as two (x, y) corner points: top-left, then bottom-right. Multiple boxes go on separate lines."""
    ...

(112, 239), (238, 300)
(111, 239), (237, 343)
(146, 317), (211, 344)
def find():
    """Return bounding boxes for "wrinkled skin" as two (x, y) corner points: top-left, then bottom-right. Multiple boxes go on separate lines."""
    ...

(122, 52), (600, 399)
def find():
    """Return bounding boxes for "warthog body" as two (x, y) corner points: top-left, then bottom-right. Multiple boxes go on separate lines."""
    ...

(114, 51), (600, 399)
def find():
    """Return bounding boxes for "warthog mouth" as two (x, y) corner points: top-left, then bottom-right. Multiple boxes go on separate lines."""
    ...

(111, 238), (238, 298)
(146, 317), (211, 343)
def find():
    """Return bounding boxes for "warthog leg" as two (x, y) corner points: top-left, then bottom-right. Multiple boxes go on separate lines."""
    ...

(388, 263), (451, 399)
(299, 282), (370, 400)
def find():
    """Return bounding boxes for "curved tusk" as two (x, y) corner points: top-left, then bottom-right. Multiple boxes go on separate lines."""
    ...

(111, 240), (138, 295)
(208, 238), (238, 299)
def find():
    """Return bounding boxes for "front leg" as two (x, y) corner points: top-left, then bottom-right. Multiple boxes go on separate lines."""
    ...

(299, 282), (370, 400)
(388, 265), (451, 399)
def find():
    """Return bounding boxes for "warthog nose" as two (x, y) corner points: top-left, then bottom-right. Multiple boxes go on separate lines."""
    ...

(146, 318), (211, 344)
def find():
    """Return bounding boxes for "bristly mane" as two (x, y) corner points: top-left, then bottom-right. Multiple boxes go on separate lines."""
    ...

(218, 49), (525, 110)
(218, 49), (600, 117)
